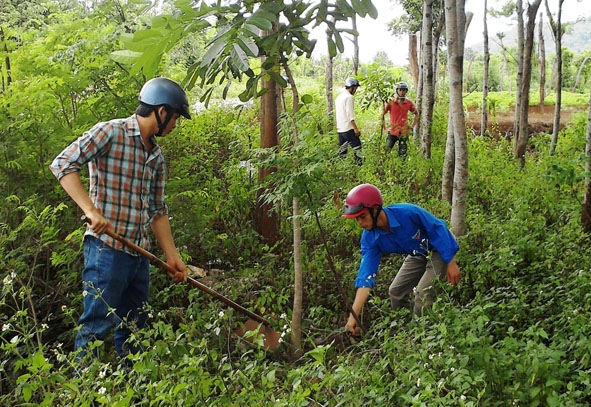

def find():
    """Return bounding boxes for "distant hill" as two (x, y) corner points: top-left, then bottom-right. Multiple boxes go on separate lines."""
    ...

(467, 18), (591, 55)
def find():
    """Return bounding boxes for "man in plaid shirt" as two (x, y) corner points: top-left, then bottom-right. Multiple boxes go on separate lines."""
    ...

(50, 77), (191, 361)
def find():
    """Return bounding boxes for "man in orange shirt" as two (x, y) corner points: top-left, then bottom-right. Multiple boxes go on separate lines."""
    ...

(381, 82), (419, 157)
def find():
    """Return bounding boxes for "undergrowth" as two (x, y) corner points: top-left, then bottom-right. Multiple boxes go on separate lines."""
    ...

(2, 101), (591, 406)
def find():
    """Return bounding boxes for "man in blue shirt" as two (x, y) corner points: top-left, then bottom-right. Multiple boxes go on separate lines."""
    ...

(341, 184), (461, 334)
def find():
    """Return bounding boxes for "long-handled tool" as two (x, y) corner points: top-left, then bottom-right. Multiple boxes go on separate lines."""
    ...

(82, 217), (282, 350)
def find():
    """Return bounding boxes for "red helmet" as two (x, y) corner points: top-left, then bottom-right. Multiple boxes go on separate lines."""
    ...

(342, 184), (383, 218)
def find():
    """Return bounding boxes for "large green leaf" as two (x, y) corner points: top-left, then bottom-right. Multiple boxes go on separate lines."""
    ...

(230, 43), (250, 72)
(246, 16), (272, 31)
(236, 35), (259, 57)
(110, 50), (143, 65)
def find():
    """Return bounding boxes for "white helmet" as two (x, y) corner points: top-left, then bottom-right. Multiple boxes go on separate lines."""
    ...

(345, 78), (360, 88)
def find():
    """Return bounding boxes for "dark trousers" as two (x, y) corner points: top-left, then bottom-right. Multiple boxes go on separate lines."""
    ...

(338, 129), (362, 165)
(386, 133), (408, 156)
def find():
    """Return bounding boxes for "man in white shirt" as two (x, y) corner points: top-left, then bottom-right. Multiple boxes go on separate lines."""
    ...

(335, 77), (362, 165)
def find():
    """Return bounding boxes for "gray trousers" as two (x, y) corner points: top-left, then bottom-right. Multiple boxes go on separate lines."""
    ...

(388, 252), (447, 316)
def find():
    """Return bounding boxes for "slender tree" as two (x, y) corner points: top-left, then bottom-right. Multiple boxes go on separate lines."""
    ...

(420, 0), (435, 158)
(538, 11), (546, 111)
(583, 89), (591, 232)
(443, 0), (468, 237)
(481, 0), (490, 137)
(513, 0), (542, 162)
(546, 0), (565, 156)
(352, 14), (359, 75)
(325, 20), (335, 131)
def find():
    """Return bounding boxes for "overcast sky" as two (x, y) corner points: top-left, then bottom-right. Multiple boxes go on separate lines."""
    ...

(310, 0), (591, 64)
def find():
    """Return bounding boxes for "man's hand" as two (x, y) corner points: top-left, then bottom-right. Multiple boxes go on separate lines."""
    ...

(446, 259), (461, 286)
(84, 210), (109, 235)
(345, 314), (361, 336)
(166, 255), (187, 283)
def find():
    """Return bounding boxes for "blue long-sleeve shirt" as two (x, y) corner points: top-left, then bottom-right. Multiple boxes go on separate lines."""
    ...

(355, 203), (459, 289)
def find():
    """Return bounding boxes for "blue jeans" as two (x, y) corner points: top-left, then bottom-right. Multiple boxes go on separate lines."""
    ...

(75, 236), (150, 359)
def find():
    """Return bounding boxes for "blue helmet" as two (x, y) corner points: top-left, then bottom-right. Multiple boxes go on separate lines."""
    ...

(139, 77), (191, 119)
(396, 81), (409, 91)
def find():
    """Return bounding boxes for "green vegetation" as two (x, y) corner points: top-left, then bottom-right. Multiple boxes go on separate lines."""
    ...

(2, 1), (591, 406)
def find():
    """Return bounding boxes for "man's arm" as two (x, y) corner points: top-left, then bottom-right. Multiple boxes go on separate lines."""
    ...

(151, 214), (187, 283)
(345, 287), (371, 334)
(59, 172), (109, 234)
(347, 97), (361, 136)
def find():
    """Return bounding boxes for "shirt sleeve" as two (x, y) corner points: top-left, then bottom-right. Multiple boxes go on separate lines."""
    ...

(148, 160), (169, 223)
(49, 124), (111, 181)
(414, 207), (459, 264)
(345, 95), (355, 123)
(355, 232), (382, 289)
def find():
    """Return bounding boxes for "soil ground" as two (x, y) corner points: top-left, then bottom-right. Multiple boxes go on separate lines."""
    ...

(465, 105), (581, 139)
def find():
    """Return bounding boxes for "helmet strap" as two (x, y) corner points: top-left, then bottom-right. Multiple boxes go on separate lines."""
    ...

(370, 206), (382, 230)
(153, 106), (174, 137)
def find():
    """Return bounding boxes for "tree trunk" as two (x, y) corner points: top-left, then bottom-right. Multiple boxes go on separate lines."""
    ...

(538, 12), (546, 111)
(291, 196), (303, 356)
(514, 0), (542, 162)
(547, 0), (564, 155)
(352, 14), (359, 75)
(445, 0), (468, 236)
(481, 0), (490, 137)
(583, 89), (591, 233)
(325, 24), (335, 132)
(1, 27), (12, 90)
(282, 62), (303, 356)
(255, 56), (280, 244)
(409, 33), (420, 89)
(572, 56), (589, 93)
(513, 0), (525, 150)
(442, 109), (455, 203)
(420, 0), (435, 158)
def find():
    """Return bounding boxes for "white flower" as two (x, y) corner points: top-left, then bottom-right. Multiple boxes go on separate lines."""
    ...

(98, 387), (106, 395)
(450, 367), (455, 373)
(2, 323), (11, 332)
(423, 362), (428, 368)
(280, 313), (287, 319)
(41, 323), (49, 329)
(218, 311), (225, 318)
(82, 291), (88, 297)
(61, 305), (67, 311)
(460, 395), (466, 401)
(429, 354), (434, 360)
(416, 378), (421, 387)
(99, 370), (106, 379)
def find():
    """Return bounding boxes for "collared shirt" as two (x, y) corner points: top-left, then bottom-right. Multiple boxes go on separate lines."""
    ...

(335, 89), (356, 133)
(355, 203), (459, 289)
(383, 98), (418, 136)
(49, 114), (168, 254)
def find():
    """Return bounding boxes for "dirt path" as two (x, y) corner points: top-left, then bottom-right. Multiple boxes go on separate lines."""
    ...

(466, 105), (582, 138)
